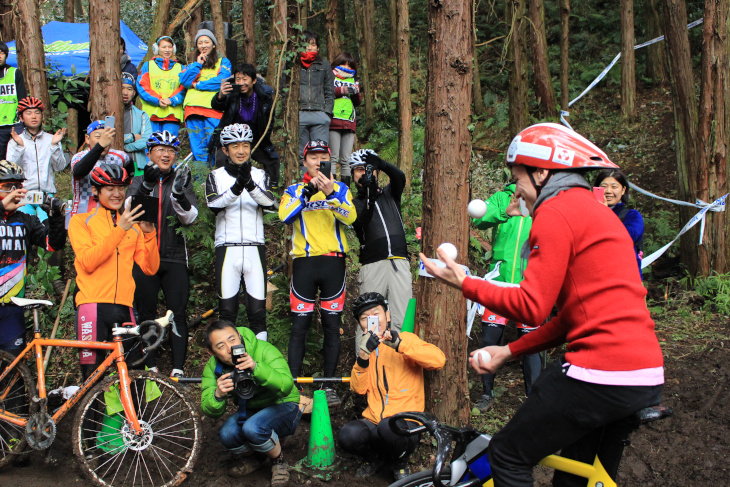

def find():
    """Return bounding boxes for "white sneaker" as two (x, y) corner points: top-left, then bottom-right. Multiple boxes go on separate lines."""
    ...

(170, 369), (184, 378)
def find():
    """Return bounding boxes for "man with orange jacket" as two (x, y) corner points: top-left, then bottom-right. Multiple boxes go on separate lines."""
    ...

(340, 292), (445, 481)
(69, 164), (159, 380)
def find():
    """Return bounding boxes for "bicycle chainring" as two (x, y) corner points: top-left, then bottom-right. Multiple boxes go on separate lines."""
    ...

(25, 412), (57, 450)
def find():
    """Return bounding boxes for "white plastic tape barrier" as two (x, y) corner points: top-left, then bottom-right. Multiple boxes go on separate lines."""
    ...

(641, 193), (727, 269)
(418, 258), (471, 279)
(628, 182), (725, 211)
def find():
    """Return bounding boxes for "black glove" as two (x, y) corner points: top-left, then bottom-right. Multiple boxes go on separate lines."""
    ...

(172, 164), (191, 197)
(231, 161), (254, 195)
(140, 163), (160, 195)
(362, 151), (385, 171)
(346, 84), (359, 95)
(40, 196), (67, 218)
(359, 331), (380, 356)
(383, 329), (401, 351)
(301, 182), (317, 200)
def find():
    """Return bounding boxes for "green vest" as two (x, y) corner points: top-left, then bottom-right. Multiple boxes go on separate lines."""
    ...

(0, 67), (19, 126)
(333, 76), (356, 122)
(141, 60), (184, 122)
(183, 58), (222, 110)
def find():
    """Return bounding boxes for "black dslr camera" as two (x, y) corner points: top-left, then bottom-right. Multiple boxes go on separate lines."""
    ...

(230, 344), (256, 399)
(365, 164), (375, 181)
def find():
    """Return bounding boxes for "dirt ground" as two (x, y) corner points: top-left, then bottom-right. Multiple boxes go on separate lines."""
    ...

(2, 314), (728, 486)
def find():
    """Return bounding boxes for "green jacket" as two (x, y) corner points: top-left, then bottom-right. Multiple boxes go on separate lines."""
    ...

(201, 327), (300, 417)
(473, 184), (532, 284)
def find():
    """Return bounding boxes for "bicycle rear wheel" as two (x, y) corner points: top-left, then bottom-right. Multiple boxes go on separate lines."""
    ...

(388, 469), (489, 487)
(72, 370), (201, 487)
(0, 350), (38, 468)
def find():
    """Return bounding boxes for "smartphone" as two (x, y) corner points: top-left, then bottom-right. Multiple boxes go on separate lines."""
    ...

(13, 122), (24, 136)
(21, 190), (44, 205)
(319, 160), (331, 179)
(366, 316), (379, 333)
(130, 194), (159, 223)
(226, 75), (235, 84)
(104, 115), (115, 130)
(231, 84), (242, 93)
(592, 187), (605, 203)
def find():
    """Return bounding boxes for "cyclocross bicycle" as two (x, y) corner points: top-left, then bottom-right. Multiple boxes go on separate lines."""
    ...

(387, 407), (672, 487)
(0, 297), (201, 487)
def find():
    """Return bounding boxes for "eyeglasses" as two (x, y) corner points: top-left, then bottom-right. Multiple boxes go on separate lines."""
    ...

(152, 147), (177, 155)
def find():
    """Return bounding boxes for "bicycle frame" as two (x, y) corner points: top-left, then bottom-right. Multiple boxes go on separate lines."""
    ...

(0, 330), (143, 435)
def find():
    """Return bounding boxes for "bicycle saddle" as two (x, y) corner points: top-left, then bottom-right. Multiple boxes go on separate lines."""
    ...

(11, 297), (54, 309)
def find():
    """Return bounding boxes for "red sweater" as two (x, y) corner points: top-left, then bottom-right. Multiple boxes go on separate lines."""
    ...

(462, 188), (663, 372)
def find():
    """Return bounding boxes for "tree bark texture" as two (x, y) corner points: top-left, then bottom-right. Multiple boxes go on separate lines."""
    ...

(325, 0), (341, 63)
(397, 0), (413, 187)
(559, 0), (570, 109)
(646, 0), (668, 84)
(472, 0), (485, 115)
(0, 0), (14, 42)
(184, 5), (204, 63)
(362, 0), (376, 72)
(267, 0), (287, 84)
(89, 0), (124, 149)
(65, 0), (78, 152)
(166, 0), (207, 38)
(140, 0), (172, 66)
(506, 0), (528, 137)
(389, 0), (397, 55)
(241, 0), (256, 63)
(64, 0), (74, 22)
(528, 0), (556, 118)
(209, 0), (227, 58)
(283, 0), (300, 189)
(696, 0), (729, 274)
(663, 0), (699, 274)
(620, 0), (636, 120)
(13, 0), (50, 112)
(418, 0), (473, 426)
(354, 0), (374, 125)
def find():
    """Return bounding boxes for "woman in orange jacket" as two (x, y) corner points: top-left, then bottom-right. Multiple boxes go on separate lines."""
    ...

(69, 164), (159, 379)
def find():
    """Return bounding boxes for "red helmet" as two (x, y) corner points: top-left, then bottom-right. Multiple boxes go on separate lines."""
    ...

(90, 164), (129, 187)
(506, 123), (618, 170)
(17, 97), (44, 115)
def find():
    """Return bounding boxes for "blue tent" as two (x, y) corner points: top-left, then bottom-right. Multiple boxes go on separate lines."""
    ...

(6, 20), (148, 77)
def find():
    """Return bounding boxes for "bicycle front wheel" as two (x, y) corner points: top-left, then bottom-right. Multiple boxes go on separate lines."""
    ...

(389, 469), (489, 487)
(72, 370), (201, 487)
(0, 350), (38, 468)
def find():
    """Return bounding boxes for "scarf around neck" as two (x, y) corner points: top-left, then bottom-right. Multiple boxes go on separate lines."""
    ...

(300, 51), (318, 68)
(334, 66), (355, 79)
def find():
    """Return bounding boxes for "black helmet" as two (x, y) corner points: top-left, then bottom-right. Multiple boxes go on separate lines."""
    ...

(352, 292), (389, 320)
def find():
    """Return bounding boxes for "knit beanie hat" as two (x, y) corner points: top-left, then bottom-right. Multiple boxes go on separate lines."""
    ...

(195, 29), (217, 47)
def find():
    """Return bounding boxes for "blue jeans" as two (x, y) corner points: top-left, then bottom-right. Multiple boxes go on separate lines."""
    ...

(219, 401), (302, 454)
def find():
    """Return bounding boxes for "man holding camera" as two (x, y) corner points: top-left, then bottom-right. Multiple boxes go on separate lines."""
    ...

(128, 131), (197, 378)
(209, 64), (280, 189)
(202, 320), (301, 485)
(340, 292), (445, 480)
(349, 149), (411, 351)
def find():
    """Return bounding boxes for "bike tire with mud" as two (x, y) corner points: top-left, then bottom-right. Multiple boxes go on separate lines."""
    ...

(0, 350), (38, 468)
(388, 468), (489, 487)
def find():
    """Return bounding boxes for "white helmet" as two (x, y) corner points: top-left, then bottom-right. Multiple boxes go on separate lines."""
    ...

(220, 123), (254, 146)
(349, 148), (378, 167)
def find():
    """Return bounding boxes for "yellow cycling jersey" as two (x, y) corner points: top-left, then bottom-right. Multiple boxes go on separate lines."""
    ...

(279, 180), (356, 258)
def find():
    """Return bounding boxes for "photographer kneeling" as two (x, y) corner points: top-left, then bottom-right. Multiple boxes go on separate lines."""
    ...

(202, 321), (302, 485)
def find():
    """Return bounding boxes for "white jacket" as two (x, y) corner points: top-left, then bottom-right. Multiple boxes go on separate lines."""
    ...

(6, 130), (67, 193)
(205, 164), (276, 247)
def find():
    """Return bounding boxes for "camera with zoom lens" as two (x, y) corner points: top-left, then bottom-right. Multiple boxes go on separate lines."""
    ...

(230, 344), (256, 399)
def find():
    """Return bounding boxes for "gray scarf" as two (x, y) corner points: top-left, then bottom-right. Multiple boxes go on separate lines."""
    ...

(520, 171), (591, 261)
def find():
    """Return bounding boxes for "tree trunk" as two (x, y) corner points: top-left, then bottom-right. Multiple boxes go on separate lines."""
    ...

(354, 0), (374, 128)
(362, 0), (376, 72)
(663, 0), (699, 274)
(222, 0), (233, 23)
(13, 0), (50, 112)
(325, 0), (341, 63)
(388, 0), (397, 56)
(184, 5), (204, 63)
(89, 0), (124, 149)
(418, 0), (472, 427)
(472, 0), (485, 115)
(528, 0), (556, 118)
(396, 0), (413, 188)
(0, 0), (14, 42)
(283, 0), (301, 189)
(620, 0), (636, 120)
(241, 0), (256, 63)
(64, 0), (74, 22)
(267, 0), (287, 84)
(166, 0), (207, 38)
(210, 0), (227, 58)
(695, 0), (729, 274)
(140, 0), (172, 66)
(559, 0), (570, 109)
(506, 0), (529, 137)
(645, 0), (668, 84)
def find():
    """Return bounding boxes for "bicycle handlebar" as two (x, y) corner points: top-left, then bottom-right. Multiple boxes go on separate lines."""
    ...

(112, 311), (174, 367)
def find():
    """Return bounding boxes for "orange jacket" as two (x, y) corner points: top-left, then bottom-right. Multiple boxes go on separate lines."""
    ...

(70, 206), (160, 307)
(350, 332), (446, 424)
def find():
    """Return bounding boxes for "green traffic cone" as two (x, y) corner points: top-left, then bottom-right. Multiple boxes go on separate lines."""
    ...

(96, 412), (125, 453)
(305, 390), (336, 468)
(401, 298), (417, 333)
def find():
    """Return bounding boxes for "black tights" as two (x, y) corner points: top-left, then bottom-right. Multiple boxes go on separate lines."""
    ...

(339, 418), (421, 463)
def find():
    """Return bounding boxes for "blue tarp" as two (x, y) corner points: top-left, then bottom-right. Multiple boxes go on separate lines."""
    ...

(6, 20), (148, 77)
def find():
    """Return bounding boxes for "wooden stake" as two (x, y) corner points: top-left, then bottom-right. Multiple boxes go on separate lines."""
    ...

(43, 279), (72, 373)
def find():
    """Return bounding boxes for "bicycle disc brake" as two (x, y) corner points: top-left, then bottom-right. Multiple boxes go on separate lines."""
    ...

(120, 420), (154, 451)
(25, 412), (56, 450)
